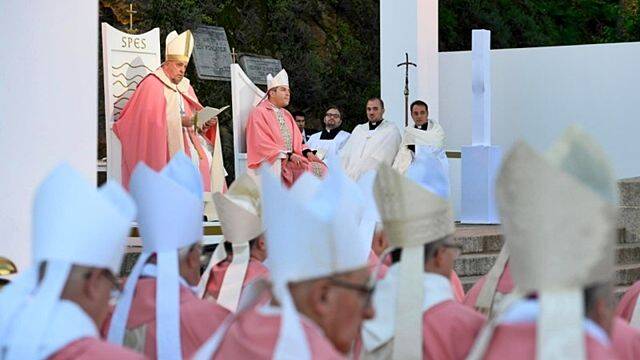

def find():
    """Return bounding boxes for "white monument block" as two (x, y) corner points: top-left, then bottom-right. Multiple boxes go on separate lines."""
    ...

(380, 0), (438, 127)
(101, 24), (161, 183)
(0, 0), (98, 271)
(460, 29), (502, 224)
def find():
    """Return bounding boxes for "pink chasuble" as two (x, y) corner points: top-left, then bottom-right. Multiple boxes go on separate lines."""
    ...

(481, 322), (616, 359)
(49, 338), (146, 360)
(422, 300), (486, 359)
(246, 101), (327, 187)
(463, 262), (515, 308)
(616, 280), (640, 323)
(205, 257), (270, 300)
(211, 306), (345, 360)
(612, 317), (640, 359)
(103, 278), (229, 359)
(450, 271), (465, 302)
(113, 72), (212, 191)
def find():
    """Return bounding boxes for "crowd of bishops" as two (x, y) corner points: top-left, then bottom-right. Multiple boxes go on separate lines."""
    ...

(2, 28), (640, 360)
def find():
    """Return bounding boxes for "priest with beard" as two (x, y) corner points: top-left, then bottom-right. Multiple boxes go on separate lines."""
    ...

(306, 106), (350, 163)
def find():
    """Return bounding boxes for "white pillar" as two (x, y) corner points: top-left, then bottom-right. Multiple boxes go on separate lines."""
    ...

(0, 1), (98, 272)
(460, 30), (502, 224)
(471, 30), (492, 145)
(380, 0), (438, 128)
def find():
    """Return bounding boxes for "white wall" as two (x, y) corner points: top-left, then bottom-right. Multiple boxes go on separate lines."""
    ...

(440, 42), (640, 179)
(0, 1), (98, 271)
(380, 0), (438, 126)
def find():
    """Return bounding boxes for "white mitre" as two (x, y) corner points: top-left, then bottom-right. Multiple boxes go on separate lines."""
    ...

(261, 160), (369, 360)
(196, 174), (264, 311)
(2, 164), (135, 360)
(107, 152), (203, 360)
(373, 164), (455, 359)
(266, 69), (289, 91)
(165, 30), (194, 63)
(357, 170), (382, 249)
(496, 127), (617, 360)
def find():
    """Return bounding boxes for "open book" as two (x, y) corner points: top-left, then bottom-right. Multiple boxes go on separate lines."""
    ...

(196, 105), (230, 129)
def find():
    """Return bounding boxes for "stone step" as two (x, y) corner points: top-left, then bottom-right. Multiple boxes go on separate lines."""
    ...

(454, 243), (640, 278)
(459, 272), (637, 301)
(619, 177), (640, 207)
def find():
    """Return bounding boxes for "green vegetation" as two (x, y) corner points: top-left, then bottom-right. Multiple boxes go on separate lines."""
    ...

(99, 0), (640, 179)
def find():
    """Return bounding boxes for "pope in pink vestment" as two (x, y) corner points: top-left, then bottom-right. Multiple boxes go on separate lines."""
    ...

(114, 69), (215, 191)
(246, 100), (326, 187)
(210, 304), (345, 359)
(205, 257), (269, 300)
(616, 280), (640, 323)
(463, 261), (515, 309)
(50, 338), (146, 360)
(103, 278), (229, 359)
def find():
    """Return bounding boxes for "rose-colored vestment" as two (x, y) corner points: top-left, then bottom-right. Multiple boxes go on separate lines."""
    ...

(612, 317), (640, 359)
(205, 258), (269, 300)
(49, 338), (146, 360)
(103, 278), (229, 359)
(210, 306), (345, 360)
(463, 262), (515, 308)
(114, 71), (214, 190)
(617, 280), (640, 323)
(481, 322), (616, 359)
(246, 101), (326, 187)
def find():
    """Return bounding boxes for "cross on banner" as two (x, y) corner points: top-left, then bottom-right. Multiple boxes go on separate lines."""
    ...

(397, 52), (417, 127)
(127, 3), (137, 33)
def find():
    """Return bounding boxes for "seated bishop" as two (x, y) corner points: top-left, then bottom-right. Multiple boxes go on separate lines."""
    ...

(466, 128), (623, 359)
(197, 174), (269, 311)
(0, 165), (143, 359)
(195, 161), (375, 359)
(114, 30), (226, 196)
(392, 100), (448, 177)
(245, 69), (326, 187)
(361, 164), (486, 360)
(306, 106), (351, 163)
(104, 153), (229, 359)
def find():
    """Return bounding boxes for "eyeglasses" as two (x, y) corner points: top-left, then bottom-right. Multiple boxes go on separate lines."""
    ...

(329, 277), (375, 307)
(325, 113), (341, 119)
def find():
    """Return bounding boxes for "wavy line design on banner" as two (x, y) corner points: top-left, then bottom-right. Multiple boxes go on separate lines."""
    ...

(112, 62), (154, 72)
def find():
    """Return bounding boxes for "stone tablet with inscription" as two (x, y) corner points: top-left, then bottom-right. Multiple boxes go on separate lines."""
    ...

(238, 56), (283, 85)
(193, 26), (232, 81)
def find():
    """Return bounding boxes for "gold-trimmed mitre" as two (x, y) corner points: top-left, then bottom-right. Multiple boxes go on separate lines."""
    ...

(165, 30), (194, 63)
(374, 164), (455, 248)
(213, 174), (263, 244)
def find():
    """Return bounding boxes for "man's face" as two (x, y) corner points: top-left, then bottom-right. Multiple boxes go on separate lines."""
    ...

(268, 86), (291, 108)
(317, 268), (375, 354)
(425, 237), (462, 278)
(366, 99), (384, 123)
(163, 60), (188, 84)
(87, 269), (121, 327)
(411, 104), (429, 127)
(179, 243), (203, 286)
(294, 115), (305, 131)
(324, 108), (342, 130)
